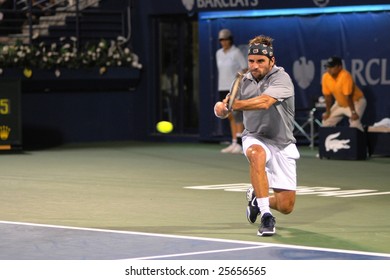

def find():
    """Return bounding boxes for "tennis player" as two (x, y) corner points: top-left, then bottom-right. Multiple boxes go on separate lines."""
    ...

(214, 35), (299, 236)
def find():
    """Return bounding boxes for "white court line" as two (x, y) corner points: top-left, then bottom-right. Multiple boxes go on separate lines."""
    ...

(338, 191), (390, 197)
(126, 245), (270, 260)
(1, 220), (390, 259)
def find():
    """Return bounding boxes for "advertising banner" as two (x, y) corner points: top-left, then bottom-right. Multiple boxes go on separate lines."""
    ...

(180, 0), (390, 13)
(199, 12), (390, 139)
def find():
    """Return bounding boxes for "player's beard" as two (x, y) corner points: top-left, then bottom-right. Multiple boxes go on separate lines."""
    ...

(250, 67), (268, 81)
(250, 61), (273, 81)
(251, 70), (265, 81)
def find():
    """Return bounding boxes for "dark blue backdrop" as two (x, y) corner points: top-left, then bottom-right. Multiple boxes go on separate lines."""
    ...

(199, 12), (390, 140)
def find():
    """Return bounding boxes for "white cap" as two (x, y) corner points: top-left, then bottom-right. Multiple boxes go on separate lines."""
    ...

(218, 29), (232, 40)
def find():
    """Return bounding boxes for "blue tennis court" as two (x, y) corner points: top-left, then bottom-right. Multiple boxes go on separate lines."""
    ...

(1, 221), (389, 260)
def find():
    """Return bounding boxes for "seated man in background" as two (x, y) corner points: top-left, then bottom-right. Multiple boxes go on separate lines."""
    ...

(321, 56), (366, 131)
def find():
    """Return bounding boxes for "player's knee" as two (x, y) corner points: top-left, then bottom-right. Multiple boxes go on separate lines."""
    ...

(274, 195), (295, 214)
(279, 201), (295, 214)
(246, 145), (266, 162)
(280, 206), (294, 215)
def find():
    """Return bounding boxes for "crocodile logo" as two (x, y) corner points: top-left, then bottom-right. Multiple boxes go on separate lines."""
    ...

(325, 132), (351, 152)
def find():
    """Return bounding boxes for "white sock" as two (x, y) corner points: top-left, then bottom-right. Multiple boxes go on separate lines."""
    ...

(257, 197), (271, 216)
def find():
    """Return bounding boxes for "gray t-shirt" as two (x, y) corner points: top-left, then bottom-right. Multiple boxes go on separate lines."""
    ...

(239, 65), (296, 147)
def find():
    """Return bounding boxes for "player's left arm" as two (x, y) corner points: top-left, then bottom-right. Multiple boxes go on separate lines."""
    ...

(232, 94), (277, 111)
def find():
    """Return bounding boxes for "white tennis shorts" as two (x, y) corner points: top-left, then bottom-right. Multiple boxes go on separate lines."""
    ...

(242, 136), (300, 191)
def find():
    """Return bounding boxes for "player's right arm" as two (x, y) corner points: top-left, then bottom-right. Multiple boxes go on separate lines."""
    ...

(214, 101), (230, 119)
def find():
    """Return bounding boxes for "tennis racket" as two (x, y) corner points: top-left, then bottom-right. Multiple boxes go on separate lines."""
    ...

(228, 72), (243, 111)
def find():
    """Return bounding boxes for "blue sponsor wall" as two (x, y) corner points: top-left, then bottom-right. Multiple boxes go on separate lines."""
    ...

(6, 0), (389, 146)
(198, 11), (390, 139)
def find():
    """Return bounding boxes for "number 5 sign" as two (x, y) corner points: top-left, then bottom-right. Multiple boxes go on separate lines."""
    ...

(0, 80), (22, 151)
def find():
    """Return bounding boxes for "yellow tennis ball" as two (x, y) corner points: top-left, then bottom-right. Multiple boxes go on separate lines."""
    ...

(156, 121), (173, 133)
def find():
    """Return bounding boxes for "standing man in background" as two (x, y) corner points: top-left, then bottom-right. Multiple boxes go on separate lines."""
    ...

(216, 29), (247, 154)
(321, 56), (366, 131)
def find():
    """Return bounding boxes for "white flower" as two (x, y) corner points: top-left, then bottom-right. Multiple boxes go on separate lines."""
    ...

(0, 36), (141, 70)
(131, 53), (139, 61)
(117, 36), (126, 43)
(132, 61), (142, 69)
